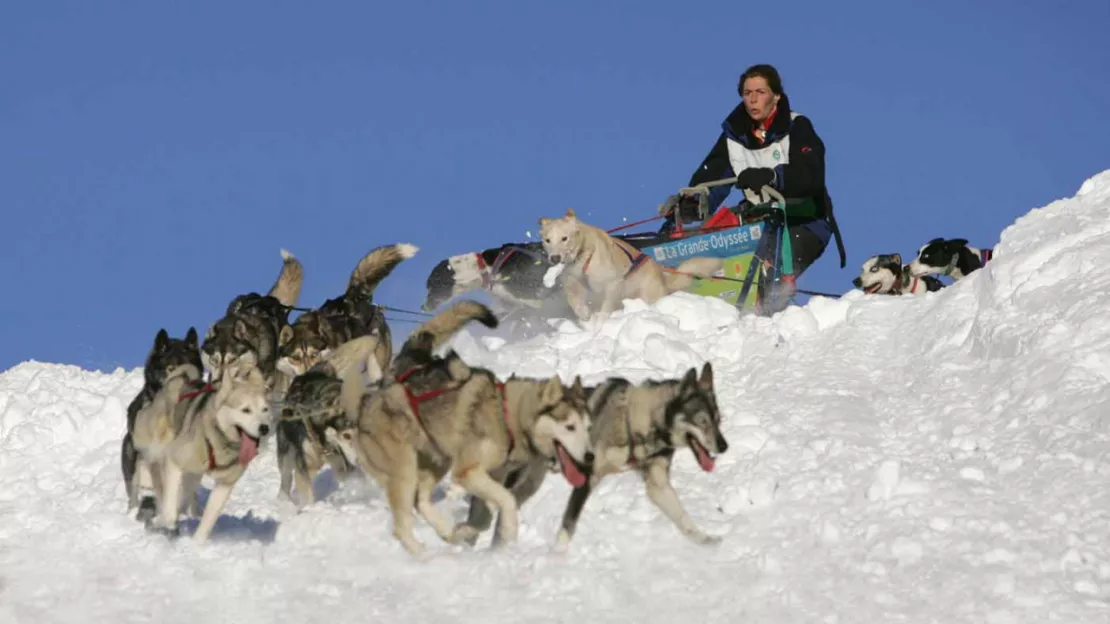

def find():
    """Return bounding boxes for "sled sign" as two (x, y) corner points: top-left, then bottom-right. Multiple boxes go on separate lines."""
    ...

(648, 223), (762, 264)
(644, 221), (765, 309)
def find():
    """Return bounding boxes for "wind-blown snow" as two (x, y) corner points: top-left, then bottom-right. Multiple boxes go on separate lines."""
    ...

(4, 171), (1110, 623)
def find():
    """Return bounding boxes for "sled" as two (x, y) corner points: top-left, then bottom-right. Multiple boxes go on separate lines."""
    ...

(610, 181), (803, 314)
(420, 181), (802, 326)
(602, 209), (766, 309)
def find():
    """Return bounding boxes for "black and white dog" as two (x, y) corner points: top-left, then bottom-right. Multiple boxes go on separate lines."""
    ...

(853, 253), (945, 295)
(907, 238), (995, 281)
(423, 243), (554, 312)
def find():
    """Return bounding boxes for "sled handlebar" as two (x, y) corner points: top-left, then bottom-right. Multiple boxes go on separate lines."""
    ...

(676, 176), (739, 196)
(665, 178), (785, 227)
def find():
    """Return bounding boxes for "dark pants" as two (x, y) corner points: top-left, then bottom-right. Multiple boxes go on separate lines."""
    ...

(757, 218), (832, 314)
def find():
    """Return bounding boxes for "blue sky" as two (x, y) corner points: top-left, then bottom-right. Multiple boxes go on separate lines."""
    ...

(2, 0), (1108, 373)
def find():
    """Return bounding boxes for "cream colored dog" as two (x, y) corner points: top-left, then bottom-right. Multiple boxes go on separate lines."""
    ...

(538, 208), (722, 324)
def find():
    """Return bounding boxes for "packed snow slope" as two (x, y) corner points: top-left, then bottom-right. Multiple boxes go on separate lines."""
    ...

(4, 171), (1110, 623)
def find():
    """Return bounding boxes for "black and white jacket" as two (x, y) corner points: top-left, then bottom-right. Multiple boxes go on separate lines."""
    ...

(687, 93), (845, 266)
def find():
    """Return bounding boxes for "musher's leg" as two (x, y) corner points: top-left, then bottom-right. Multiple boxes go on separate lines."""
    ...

(759, 219), (832, 314)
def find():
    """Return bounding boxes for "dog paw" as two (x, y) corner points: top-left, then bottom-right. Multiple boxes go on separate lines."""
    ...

(688, 531), (724, 546)
(448, 524), (480, 546)
(135, 497), (157, 524)
(551, 528), (572, 554)
(144, 518), (181, 540)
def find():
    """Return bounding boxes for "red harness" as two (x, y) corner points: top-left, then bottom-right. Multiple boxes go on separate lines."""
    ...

(178, 382), (213, 403)
(901, 274), (922, 294)
(394, 365), (453, 456)
(393, 366), (515, 459)
(175, 381), (226, 470)
(473, 247), (538, 291)
(581, 244), (650, 290)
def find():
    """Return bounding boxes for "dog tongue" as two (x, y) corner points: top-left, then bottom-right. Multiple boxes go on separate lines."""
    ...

(690, 437), (715, 472)
(238, 432), (259, 465)
(555, 443), (587, 488)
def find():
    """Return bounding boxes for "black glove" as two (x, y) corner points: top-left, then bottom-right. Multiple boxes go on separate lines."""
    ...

(657, 193), (703, 220)
(735, 167), (775, 191)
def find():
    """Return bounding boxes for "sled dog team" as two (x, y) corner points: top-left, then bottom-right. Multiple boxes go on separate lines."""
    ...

(121, 210), (730, 556)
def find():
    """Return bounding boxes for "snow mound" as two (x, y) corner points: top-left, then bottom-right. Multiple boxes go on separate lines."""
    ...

(3, 170), (1110, 622)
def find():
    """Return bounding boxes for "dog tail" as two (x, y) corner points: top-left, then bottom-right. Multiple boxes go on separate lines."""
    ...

(268, 248), (305, 308)
(338, 352), (370, 428)
(347, 242), (420, 301)
(398, 300), (499, 360)
(662, 257), (724, 293)
(120, 433), (138, 508)
(316, 334), (383, 381)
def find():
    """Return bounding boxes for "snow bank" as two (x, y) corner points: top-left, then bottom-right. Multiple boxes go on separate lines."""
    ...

(3, 170), (1110, 623)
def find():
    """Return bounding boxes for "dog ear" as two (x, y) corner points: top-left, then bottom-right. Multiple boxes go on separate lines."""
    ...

(927, 237), (944, 246)
(538, 217), (552, 227)
(154, 328), (170, 352)
(233, 318), (251, 340)
(184, 327), (198, 347)
(540, 375), (564, 406)
(565, 208), (577, 221)
(948, 238), (969, 247)
(279, 324), (294, 347)
(698, 362), (714, 391)
(681, 367), (698, 392)
(231, 350), (259, 380)
(568, 374), (586, 399)
(890, 253), (902, 266)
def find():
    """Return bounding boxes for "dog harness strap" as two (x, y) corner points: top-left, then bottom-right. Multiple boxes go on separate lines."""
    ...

(178, 382), (214, 403)
(489, 249), (515, 276)
(616, 244), (651, 279)
(206, 440), (237, 471)
(495, 382), (514, 459)
(394, 365), (426, 384)
(624, 253), (649, 278)
(625, 410), (638, 466)
(394, 366), (449, 458)
(473, 253), (493, 289)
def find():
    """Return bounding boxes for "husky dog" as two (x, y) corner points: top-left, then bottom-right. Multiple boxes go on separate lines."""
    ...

(277, 243), (417, 380)
(130, 351), (274, 543)
(121, 327), (203, 518)
(201, 249), (305, 390)
(538, 208), (722, 325)
(423, 243), (566, 311)
(554, 363), (729, 548)
(339, 300), (593, 556)
(853, 253), (945, 295)
(276, 335), (384, 507)
(423, 247), (577, 342)
(907, 237), (995, 281)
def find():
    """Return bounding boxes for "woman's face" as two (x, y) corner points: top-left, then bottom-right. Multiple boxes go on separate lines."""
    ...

(742, 76), (780, 123)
